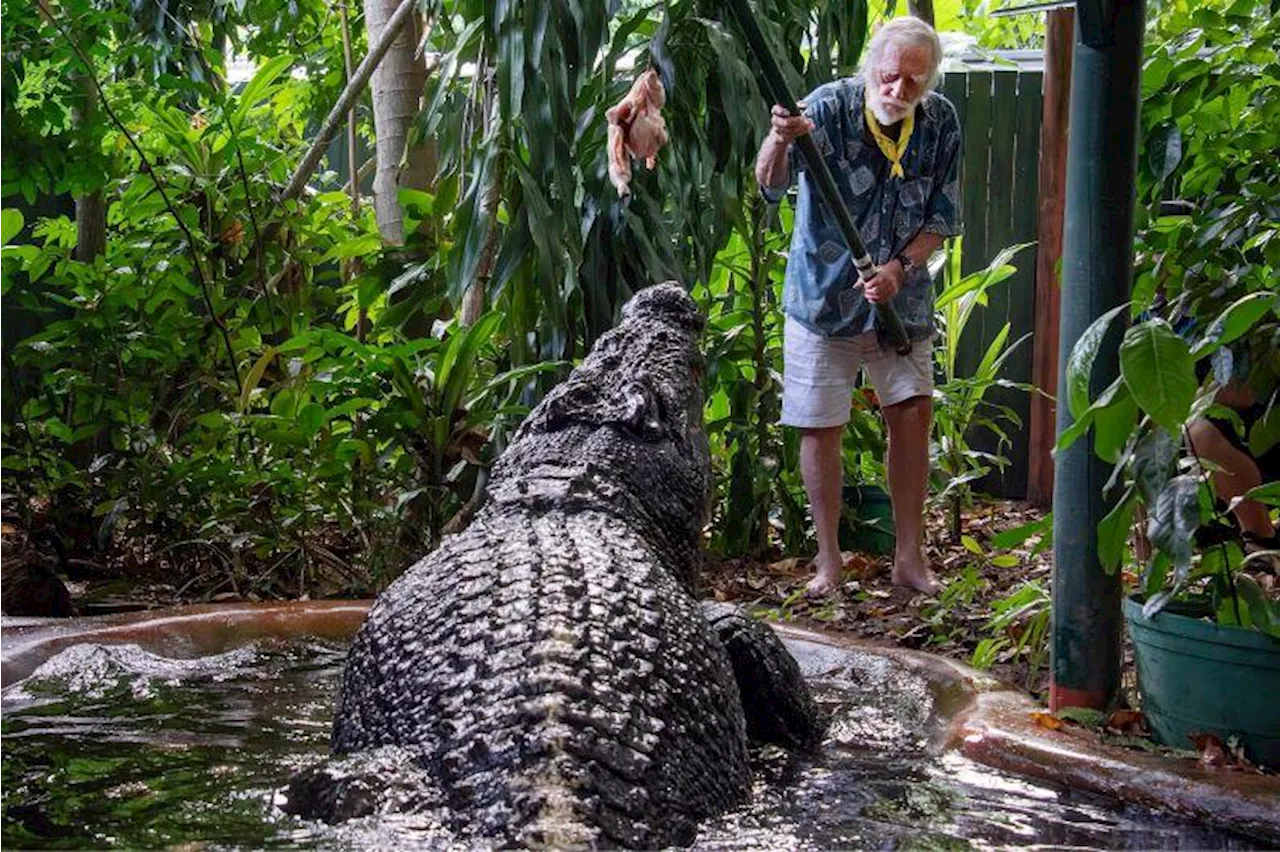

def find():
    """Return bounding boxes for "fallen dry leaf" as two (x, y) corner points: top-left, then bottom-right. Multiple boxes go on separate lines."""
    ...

(766, 557), (804, 577)
(842, 551), (883, 581)
(1105, 709), (1147, 736)
(1031, 711), (1065, 731)
(1190, 732), (1230, 768)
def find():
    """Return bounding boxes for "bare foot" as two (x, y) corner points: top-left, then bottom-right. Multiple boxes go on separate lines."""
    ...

(891, 547), (940, 595)
(804, 556), (844, 597)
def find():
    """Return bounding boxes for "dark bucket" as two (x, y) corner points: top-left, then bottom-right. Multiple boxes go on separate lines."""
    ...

(838, 484), (895, 555)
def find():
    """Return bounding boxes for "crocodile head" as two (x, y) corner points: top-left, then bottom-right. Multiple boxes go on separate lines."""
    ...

(487, 282), (709, 581)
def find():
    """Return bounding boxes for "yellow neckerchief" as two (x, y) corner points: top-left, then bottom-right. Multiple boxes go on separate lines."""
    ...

(864, 101), (914, 179)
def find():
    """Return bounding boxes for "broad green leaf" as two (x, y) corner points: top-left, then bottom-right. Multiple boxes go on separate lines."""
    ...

(1120, 320), (1197, 434)
(1190, 292), (1276, 359)
(1133, 426), (1178, 505)
(323, 234), (383, 262)
(1146, 123), (1182, 181)
(1142, 54), (1173, 93)
(1055, 376), (1125, 454)
(1239, 481), (1280, 507)
(335, 439), (374, 467)
(46, 418), (72, 443)
(1054, 407), (1096, 454)
(961, 534), (983, 555)
(1143, 552), (1171, 608)
(1235, 576), (1280, 639)
(398, 188), (436, 216)
(470, 361), (565, 408)
(1, 209), (22, 244)
(1098, 491), (1136, 573)
(1248, 406), (1280, 456)
(196, 412), (226, 430)
(438, 311), (506, 448)
(991, 513), (1052, 549)
(1, 243), (37, 263)
(271, 388), (298, 418)
(1146, 474), (1201, 571)
(298, 403), (326, 437)
(1093, 383), (1138, 464)
(1066, 304), (1128, 420)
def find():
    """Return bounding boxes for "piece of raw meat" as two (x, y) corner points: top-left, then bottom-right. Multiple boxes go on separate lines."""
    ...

(606, 68), (670, 197)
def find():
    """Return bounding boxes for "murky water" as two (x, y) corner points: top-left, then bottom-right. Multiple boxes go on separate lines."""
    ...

(0, 639), (1261, 849)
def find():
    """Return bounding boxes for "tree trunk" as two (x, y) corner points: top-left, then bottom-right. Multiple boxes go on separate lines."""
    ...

(279, 0), (419, 205)
(73, 74), (105, 262)
(366, 0), (434, 245)
(908, 0), (935, 26)
(1027, 9), (1074, 507)
(74, 192), (106, 263)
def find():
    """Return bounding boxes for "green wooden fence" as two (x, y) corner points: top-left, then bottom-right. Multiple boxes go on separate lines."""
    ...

(941, 63), (1044, 500)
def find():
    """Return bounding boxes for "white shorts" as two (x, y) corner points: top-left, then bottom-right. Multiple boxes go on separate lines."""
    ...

(781, 316), (933, 428)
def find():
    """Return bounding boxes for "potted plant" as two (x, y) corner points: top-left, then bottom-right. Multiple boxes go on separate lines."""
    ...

(1061, 292), (1280, 766)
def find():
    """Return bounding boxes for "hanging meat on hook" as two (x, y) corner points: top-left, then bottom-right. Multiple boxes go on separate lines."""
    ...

(606, 68), (670, 197)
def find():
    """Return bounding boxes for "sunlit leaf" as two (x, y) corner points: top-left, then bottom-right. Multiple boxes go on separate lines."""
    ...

(1, 209), (23, 245)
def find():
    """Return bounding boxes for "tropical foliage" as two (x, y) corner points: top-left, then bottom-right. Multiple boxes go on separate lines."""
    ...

(1, 0), (891, 594)
(931, 237), (1034, 542)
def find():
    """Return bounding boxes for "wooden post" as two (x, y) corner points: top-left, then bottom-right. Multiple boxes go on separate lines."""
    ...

(1026, 8), (1074, 508)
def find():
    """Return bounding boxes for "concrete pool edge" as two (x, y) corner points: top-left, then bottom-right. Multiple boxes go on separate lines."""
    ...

(773, 622), (1280, 844)
(4, 603), (1277, 842)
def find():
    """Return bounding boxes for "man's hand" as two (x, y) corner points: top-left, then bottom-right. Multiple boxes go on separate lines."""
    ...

(862, 259), (905, 305)
(756, 103), (813, 190)
(769, 103), (814, 144)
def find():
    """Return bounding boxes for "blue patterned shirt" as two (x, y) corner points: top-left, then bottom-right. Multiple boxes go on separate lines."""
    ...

(764, 77), (963, 340)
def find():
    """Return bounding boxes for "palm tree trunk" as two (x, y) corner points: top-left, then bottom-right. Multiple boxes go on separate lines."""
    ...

(365, 0), (434, 245)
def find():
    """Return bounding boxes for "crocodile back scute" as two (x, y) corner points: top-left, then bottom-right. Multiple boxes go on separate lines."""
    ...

(331, 506), (751, 847)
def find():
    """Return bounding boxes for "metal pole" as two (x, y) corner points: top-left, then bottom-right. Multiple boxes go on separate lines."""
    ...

(1050, 0), (1146, 711)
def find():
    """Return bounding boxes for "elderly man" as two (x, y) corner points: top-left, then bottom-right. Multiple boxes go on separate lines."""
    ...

(755, 16), (962, 595)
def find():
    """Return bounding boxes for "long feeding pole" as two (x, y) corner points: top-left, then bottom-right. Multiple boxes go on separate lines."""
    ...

(725, 1), (912, 355)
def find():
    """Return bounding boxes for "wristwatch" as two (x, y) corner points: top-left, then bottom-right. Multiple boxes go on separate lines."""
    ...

(895, 252), (917, 275)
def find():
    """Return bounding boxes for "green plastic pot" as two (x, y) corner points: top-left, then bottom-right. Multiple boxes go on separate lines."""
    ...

(838, 484), (895, 556)
(1123, 594), (1280, 768)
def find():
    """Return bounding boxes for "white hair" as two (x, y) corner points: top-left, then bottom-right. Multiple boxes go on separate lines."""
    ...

(861, 16), (943, 92)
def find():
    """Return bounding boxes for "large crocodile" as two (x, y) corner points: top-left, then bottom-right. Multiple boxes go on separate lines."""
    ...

(284, 283), (824, 846)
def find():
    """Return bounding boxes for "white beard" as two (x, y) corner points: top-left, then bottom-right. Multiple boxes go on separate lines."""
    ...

(867, 93), (912, 126)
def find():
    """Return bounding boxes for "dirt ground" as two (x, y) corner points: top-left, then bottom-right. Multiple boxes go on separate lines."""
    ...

(698, 498), (1058, 698)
